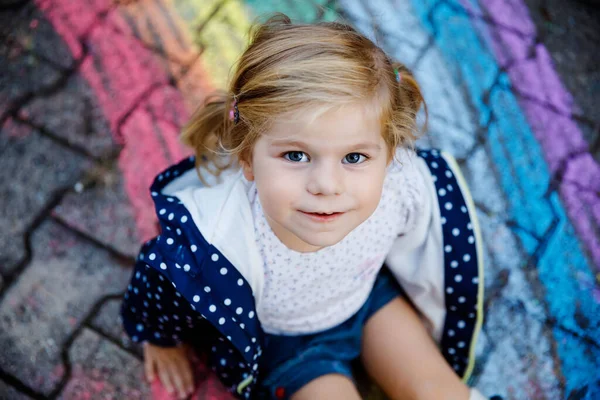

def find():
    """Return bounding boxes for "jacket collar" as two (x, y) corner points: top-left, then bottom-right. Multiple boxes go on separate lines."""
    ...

(150, 156), (265, 305)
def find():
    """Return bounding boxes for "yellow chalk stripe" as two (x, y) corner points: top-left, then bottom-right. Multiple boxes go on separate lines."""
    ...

(170, 0), (252, 89)
(118, 0), (199, 66)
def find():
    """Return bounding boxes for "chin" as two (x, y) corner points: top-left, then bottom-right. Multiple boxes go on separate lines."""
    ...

(300, 231), (348, 249)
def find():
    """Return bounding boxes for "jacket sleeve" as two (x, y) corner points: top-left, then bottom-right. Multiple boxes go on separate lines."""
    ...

(385, 150), (484, 361)
(120, 240), (203, 348)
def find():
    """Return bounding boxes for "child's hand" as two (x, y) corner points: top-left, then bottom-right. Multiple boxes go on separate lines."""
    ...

(144, 342), (195, 399)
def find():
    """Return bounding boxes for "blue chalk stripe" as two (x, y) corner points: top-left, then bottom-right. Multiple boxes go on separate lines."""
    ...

(408, 0), (599, 396)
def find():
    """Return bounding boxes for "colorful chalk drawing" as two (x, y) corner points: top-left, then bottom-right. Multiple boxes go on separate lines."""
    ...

(33, 0), (599, 398)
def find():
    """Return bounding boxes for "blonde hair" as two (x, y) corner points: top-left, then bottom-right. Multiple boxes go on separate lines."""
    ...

(181, 13), (426, 182)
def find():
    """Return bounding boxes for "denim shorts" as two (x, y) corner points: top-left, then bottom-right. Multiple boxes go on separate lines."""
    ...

(258, 266), (403, 399)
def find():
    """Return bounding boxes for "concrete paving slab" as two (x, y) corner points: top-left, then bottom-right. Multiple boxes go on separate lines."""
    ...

(425, 115), (477, 160)
(414, 46), (478, 134)
(486, 84), (557, 249)
(0, 1), (74, 70)
(57, 328), (149, 400)
(143, 84), (191, 138)
(79, 11), (169, 134)
(559, 153), (600, 268)
(0, 14), (64, 119)
(474, 299), (563, 399)
(1, 0), (598, 398)
(34, 0), (113, 62)
(116, 0), (198, 66)
(478, 208), (547, 326)
(523, 0), (600, 123)
(453, 0), (537, 37)
(20, 74), (115, 159)
(52, 163), (141, 258)
(0, 121), (89, 276)
(0, 380), (33, 400)
(184, 0), (252, 90)
(475, 212), (532, 299)
(338, 0), (430, 68)
(459, 10), (536, 71)
(118, 102), (190, 242)
(90, 298), (143, 357)
(463, 146), (508, 217)
(0, 220), (132, 395)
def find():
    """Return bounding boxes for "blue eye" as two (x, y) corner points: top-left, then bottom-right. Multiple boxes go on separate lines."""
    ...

(343, 153), (367, 164)
(284, 151), (309, 163)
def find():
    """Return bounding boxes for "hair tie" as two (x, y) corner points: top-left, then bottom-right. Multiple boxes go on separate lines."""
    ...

(229, 97), (239, 124)
(394, 68), (401, 83)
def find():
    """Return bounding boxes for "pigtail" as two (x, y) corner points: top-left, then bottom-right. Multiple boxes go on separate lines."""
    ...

(180, 91), (237, 184)
(393, 62), (427, 126)
(390, 62), (428, 150)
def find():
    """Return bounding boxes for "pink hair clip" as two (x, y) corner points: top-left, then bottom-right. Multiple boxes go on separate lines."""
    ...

(229, 98), (239, 124)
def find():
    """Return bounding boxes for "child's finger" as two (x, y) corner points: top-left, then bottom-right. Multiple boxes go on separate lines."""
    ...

(144, 353), (156, 383)
(158, 365), (175, 394)
(171, 367), (189, 399)
(176, 361), (195, 397)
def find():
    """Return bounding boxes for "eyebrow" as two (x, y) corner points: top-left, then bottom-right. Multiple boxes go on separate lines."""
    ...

(269, 139), (382, 152)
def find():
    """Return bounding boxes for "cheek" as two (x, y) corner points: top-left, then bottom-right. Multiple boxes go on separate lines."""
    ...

(255, 166), (302, 210)
(353, 170), (386, 210)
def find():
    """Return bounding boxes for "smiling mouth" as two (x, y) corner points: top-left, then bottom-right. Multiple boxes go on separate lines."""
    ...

(300, 211), (344, 222)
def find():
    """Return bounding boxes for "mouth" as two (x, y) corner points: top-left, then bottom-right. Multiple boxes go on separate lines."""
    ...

(299, 210), (345, 222)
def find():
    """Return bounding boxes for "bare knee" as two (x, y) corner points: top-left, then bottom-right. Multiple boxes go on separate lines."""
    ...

(291, 374), (361, 400)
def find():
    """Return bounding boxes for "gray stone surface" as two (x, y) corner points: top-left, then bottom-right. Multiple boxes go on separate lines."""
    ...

(0, 121), (89, 275)
(475, 210), (548, 323)
(117, 0), (198, 66)
(0, 1), (75, 70)
(0, 380), (32, 400)
(0, 220), (132, 395)
(53, 165), (141, 258)
(426, 115), (478, 160)
(339, 0), (431, 68)
(0, 2), (69, 117)
(474, 299), (563, 399)
(414, 46), (478, 134)
(524, 0), (600, 124)
(90, 298), (143, 357)
(20, 74), (115, 158)
(463, 146), (508, 217)
(57, 328), (149, 400)
(1, 0), (599, 398)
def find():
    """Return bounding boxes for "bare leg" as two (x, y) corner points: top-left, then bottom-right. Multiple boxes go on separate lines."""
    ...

(290, 374), (361, 400)
(361, 297), (470, 400)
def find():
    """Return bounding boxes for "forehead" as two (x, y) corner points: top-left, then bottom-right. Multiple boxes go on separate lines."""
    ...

(262, 103), (384, 148)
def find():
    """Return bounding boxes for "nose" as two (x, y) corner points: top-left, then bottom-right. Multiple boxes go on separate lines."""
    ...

(306, 161), (344, 196)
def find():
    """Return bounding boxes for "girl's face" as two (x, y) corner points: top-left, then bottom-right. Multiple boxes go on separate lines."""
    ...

(242, 103), (390, 253)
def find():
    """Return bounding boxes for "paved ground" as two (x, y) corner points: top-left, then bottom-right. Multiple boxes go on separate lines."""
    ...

(1, 0), (599, 399)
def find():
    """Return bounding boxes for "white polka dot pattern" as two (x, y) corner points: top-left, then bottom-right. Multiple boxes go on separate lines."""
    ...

(417, 149), (481, 378)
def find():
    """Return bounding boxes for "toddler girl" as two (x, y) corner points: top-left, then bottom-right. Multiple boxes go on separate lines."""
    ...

(121, 13), (487, 400)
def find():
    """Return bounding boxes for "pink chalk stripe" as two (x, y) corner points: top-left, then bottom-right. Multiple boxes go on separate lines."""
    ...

(36, 0), (193, 242)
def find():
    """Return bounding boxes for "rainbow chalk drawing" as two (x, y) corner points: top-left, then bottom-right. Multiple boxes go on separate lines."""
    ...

(408, 0), (599, 397)
(32, 0), (599, 398)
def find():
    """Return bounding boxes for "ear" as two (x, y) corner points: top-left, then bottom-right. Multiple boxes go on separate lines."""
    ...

(240, 158), (254, 181)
